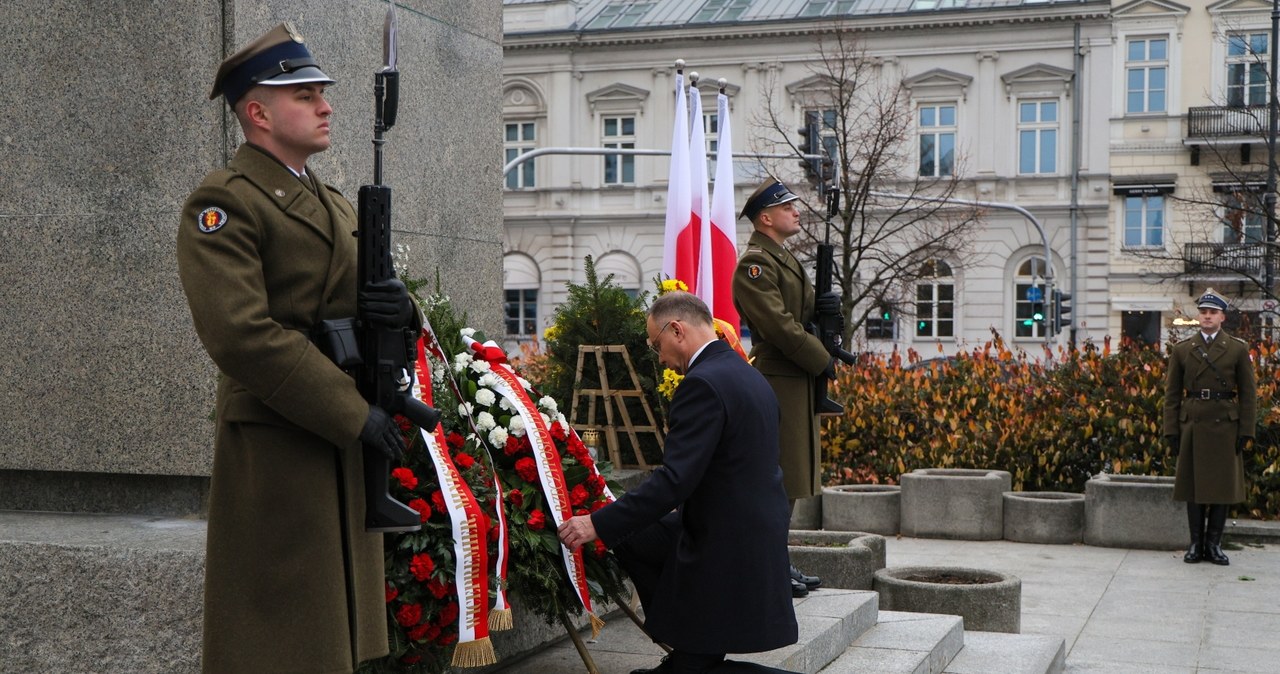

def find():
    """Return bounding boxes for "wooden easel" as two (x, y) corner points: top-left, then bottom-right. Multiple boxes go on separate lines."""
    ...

(568, 345), (664, 468)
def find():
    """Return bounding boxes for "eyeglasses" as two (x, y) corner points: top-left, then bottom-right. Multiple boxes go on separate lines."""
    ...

(647, 321), (675, 354)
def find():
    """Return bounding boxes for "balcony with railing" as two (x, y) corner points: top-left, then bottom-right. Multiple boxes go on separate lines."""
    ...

(1184, 242), (1267, 277)
(1186, 105), (1270, 140)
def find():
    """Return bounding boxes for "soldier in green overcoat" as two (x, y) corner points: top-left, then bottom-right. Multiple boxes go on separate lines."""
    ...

(733, 179), (842, 598)
(1162, 288), (1257, 567)
(177, 24), (417, 673)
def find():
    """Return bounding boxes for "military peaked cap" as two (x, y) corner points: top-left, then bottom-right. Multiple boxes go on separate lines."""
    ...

(740, 179), (800, 222)
(210, 22), (335, 107)
(1197, 288), (1230, 311)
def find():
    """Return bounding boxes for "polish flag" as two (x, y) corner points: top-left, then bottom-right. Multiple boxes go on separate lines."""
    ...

(662, 70), (694, 287)
(707, 87), (741, 331)
(688, 79), (712, 300)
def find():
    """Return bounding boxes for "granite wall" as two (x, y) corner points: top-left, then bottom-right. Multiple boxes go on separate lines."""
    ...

(0, 0), (503, 512)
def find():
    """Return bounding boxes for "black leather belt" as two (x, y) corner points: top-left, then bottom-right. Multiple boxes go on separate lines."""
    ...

(1185, 389), (1236, 400)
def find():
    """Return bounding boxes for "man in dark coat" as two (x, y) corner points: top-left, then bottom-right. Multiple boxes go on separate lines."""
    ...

(177, 23), (416, 673)
(558, 291), (798, 674)
(732, 179), (840, 596)
(1163, 288), (1257, 566)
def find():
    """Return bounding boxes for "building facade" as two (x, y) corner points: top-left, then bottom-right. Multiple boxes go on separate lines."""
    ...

(502, 0), (1122, 355)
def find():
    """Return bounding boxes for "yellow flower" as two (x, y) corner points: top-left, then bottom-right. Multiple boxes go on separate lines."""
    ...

(659, 279), (689, 295)
(657, 368), (684, 399)
(543, 324), (560, 342)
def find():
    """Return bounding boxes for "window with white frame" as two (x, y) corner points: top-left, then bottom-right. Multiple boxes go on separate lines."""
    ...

(692, 0), (752, 22)
(915, 260), (955, 339)
(918, 104), (956, 177)
(800, 0), (857, 17)
(504, 288), (538, 337)
(1220, 191), (1266, 243)
(1125, 37), (1167, 114)
(1123, 195), (1165, 248)
(504, 121), (536, 189)
(586, 1), (655, 29)
(1227, 32), (1269, 107)
(1018, 100), (1058, 175)
(602, 116), (636, 185)
(1014, 257), (1049, 339)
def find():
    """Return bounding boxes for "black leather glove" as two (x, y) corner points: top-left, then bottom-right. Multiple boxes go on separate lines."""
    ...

(1237, 437), (1251, 455)
(359, 278), (415, 328)
(360, 406), (406, 462)
(1163, 435), (1179, 455)
(816, 291), (841, 316)
(822, 357), (838, 380)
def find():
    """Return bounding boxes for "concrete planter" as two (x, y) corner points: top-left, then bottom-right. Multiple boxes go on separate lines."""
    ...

(822, 484), (901, 535)
(1003, 491), (1085, 545)
(787, 530), (886, 590)
(900, 468), (1012, 540)
(1084, 474), (1186, 550)
(874, 566), (1021, 633)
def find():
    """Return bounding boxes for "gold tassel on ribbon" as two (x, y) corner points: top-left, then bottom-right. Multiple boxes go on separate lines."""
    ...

(450, 636), (498, 668)
(488, 607), (513, 632)
(588, 611), (606, 640)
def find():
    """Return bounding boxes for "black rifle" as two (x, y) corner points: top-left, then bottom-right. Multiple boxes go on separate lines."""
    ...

(813, 243), (858, 415)
(354, 4), (441, 532)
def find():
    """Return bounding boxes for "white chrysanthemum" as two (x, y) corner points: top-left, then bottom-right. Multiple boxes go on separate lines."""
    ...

(478, 373), (500, 389)
(538, 396), (558, 413)
(508, 415), (526, 435)
(474, 388), (496, 406)
(461, 328), (477, 338)
(518, 377), (532, 390)
(453, 353), (473, 374)
(458, 402), (474, 416)
(540, 412), (552, 428)
(488, 427), (508, 447)
(556, 412), (568, 427)
(498, 397), (514, 411)
(470, 360), (491, 374)
(476, 411), (496, 431)
(431, 367), (444, 384)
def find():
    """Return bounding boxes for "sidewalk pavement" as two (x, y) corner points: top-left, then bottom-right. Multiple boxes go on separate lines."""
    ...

(496, 524), (1280, 674)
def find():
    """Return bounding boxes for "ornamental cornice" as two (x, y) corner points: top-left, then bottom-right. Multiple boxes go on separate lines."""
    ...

(502, 8), (1112, 52)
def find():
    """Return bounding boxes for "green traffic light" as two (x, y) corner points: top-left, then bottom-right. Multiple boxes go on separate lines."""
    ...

(1022, 319), (1034, 327)
(1032, 311), (1044, 321)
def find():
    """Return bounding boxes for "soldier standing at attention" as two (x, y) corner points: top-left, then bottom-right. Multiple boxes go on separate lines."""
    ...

(177, 23), (416, 673)
(732, 179), (841, 598)
(1162, 289), (1257, 566)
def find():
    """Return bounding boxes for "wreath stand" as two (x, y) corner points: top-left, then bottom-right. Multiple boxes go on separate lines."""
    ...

(568, 345), (664, 468)
(555, 589), (670, 674)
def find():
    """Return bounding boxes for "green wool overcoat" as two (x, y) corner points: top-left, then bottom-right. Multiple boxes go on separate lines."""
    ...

(1162, 331), (1257, 505)
(177, 144), (387, 674)
(733, 230), (832, 500)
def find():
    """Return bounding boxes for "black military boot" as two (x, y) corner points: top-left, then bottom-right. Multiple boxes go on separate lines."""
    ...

(1183, 502), (1205, 564)
(790, 564), (821, 591)
(1203, 504), (1230, 566)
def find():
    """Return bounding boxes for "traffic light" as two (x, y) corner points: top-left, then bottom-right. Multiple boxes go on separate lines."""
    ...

(1026, 298), (1046, 329)
(879, 302), (893, 322)
(798, 111), (823, 186)
(1052, 290), (1072, 335)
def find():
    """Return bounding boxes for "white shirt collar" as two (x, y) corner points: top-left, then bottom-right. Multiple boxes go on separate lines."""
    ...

(687, 339), (716, 370)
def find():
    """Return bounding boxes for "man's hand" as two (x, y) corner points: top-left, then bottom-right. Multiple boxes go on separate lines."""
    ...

(360, 278), (415, 328)
(360, 405), (406, 462)
(1163, 435), (1179, 456)
(1237, 436), (1252, 455)
(558, 514), (599, 552)
(822, 357), (837, 381)
(816, 291), (841, 316)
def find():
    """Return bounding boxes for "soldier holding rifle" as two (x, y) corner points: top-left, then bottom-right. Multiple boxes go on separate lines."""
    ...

(177, 21), (418, 672)
(732, 178), (845, 598)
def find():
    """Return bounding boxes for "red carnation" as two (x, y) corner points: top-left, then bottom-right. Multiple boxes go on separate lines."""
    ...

(550, 422), (568, 441)
(431, 490), (447, 515)
(446, 431), (465, 448)
(437, 632), (457, 646)
(574, 507), (589, 517)
(587, 474), (607, 496)
(394, 414), (413, 433)
(591, 540), (608, 558)
(438, 601), (460, 626)
(515, 457), (538, 483)
(407, 623), (431, 641)
(396, 603), (422, 627)
(427, 577), (451, 599)
(527, 509), (546, 530)
(391, 467), (418, 491)
(423, 624), (442, 642)
(569, 484), (588, 507)
(409, 552), (435, 582)
(385, 582), (398, 603)
(507, 489), (524, 507)
(504, 436), (524, 457)
(408, 498), (431, 522)
(454, 453), (475, 470)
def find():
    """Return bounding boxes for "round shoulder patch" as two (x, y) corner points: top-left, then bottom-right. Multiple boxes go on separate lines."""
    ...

(747, 264), (763, 279)
(196, 207), (228, 233)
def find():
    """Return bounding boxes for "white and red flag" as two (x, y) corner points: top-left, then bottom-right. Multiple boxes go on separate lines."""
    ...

(707, 86), (741, 331)
(661, 69), (694, 287)
(688, 79), (713, 301)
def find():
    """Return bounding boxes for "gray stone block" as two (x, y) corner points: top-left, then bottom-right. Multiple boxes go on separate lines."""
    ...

(900, 469), (1011, 540)
(788, 530), (887, 590)
(1002, 491), (1084, 545)
(827, 612), (964, 674)
(943, 631), (1066, 674)
(822, 484), (901, 535)
(1083, 474), (1187, 550)
(874, 566), (1022, 634)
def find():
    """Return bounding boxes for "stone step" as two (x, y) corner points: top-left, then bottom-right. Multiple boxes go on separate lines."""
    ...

(818, 611), (964, 674)
(942, 631), (1066, 674)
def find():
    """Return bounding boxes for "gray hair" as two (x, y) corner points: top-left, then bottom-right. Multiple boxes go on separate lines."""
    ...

(649, 290), (713, 327)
